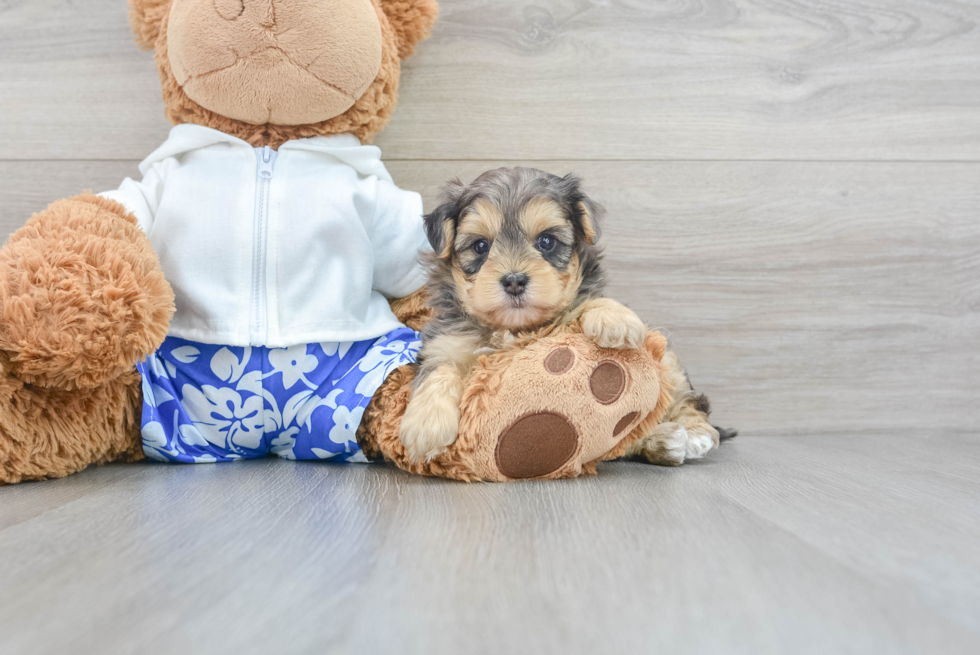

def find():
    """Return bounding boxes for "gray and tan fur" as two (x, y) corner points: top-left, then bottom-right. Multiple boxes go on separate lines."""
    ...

(398, 167), (733, 465)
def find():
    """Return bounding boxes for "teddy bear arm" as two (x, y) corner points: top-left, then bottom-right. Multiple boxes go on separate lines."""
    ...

(0, 194), (174, 390)
(388, 288), (434, 332)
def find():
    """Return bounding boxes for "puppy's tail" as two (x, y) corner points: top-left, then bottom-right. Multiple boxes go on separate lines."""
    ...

(714, 425), (739, 441)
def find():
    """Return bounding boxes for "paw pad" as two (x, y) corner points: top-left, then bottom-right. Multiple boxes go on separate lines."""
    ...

(543, 347), (575, 375)
(589, 361), (626, 404)
(614, 411), (639, 437)
(495, 412), (579, 479)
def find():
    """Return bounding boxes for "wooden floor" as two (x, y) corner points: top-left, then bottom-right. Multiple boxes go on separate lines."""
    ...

(1, 1), (979, 653)
(0, 435), (978, 654)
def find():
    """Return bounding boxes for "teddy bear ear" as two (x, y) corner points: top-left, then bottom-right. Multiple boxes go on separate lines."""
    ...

(644, 331), (668, 362)
(378, 0), (439, 60)
(128, 0), (173, 50)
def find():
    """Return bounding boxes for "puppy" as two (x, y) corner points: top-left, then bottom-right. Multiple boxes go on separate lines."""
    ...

(398, 167), (731, 464)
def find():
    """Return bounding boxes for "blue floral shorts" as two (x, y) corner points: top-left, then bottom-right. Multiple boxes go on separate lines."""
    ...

(136, 327), (421, 463)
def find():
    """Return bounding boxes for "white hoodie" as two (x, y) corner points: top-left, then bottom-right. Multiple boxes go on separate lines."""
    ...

(101, 124), (430, 348)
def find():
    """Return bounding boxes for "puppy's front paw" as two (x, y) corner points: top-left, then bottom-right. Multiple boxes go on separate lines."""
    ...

(399, 396), (461, 463)
(581, 300), (647, 350)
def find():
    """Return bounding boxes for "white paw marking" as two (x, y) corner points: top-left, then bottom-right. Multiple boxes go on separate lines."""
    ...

(662, 425), (689, 465)
(685, 429), (718, 460)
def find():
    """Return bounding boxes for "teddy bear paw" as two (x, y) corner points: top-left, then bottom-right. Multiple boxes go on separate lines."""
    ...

(456, 333), (667, 481)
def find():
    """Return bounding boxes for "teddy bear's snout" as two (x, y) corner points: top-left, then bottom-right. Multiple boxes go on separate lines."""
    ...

(168, 0), (384, 125)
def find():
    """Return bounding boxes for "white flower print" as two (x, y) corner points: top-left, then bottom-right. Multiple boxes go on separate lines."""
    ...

(141, 410), (190, 461)
(270, 427), (301, 460)
(152, 383), (175, 405)
(282, 390), (314, 428)
(170, 345), (201, 364)
(210, 346), (251, 383)
(149, 352), (170, 379)
(236, 370), (283, 432)
(354, 337), (421, 397)
(296, 389), (342, 431)
(269, 345), (319, 389)
(181, 384), (265, 451)
(141, 369), (157, 409)
(141, 355), (177, 410)
(178, 423), (209, 447)
(329, 405), (364, 447)
(141, 421), (170, 460)
(319, 341), (353, 361)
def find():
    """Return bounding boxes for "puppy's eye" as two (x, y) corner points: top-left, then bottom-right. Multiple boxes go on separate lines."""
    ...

(536, 234), (557, 252)
(472, 239), (490, 255)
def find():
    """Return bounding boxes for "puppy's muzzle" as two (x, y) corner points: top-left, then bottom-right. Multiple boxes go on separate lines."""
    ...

(501, 273), (529, 297)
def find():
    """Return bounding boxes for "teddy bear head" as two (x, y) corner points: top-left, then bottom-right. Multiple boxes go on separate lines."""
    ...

(128, 0), (438, 147)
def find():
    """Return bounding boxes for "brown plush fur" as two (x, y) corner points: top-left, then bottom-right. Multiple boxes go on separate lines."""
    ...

(380, 0), (440, 59)
(0, 194), (174, 391)
(132, 0), (438, 147)
(0, 371), (145, 484)
(388, 288), (435, 332)
(129, 0), (172, 49)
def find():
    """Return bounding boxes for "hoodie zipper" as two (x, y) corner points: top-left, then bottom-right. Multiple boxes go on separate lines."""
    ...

(250, 145), (278, 346)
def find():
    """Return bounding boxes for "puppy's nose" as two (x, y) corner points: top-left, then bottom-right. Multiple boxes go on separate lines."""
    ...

(501, 273), (529, 297)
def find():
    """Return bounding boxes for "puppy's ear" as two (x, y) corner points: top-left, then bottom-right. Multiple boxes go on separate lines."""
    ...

(424, 203), (457, 259)
(560, 174), (603, 245)
(423, 177), (466, 259)
(576, 199), (602, 245)
(129, 0), (173, 50)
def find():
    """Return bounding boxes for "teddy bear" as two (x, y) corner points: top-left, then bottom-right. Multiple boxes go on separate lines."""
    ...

(0, 0), (723, 485)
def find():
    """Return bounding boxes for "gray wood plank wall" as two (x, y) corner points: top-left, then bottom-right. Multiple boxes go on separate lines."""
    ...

(1, 0), (978, 436)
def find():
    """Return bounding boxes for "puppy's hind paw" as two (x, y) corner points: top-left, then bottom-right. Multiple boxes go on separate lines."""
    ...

(399, 398), (461, 463)
(626, 422), (689, 466)
(685, 425), (720, 460)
